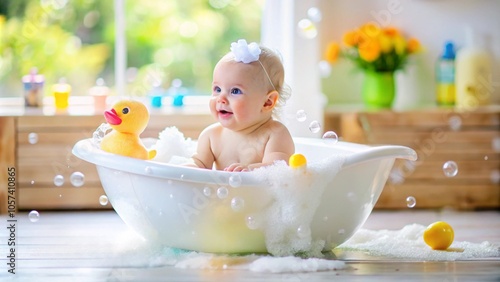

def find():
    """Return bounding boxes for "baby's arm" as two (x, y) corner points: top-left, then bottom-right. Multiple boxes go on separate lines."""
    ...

(190, 127), (215, 169)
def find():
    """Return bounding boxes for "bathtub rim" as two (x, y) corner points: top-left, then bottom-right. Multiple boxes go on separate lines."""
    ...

(72, 137), (417, 186)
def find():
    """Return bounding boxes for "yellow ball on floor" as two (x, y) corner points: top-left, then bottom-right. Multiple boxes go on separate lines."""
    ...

(423, 221), (454, 250)
(289, 153), (307, 168)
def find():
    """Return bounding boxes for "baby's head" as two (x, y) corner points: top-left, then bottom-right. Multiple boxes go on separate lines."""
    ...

(216, 40), (290, 118)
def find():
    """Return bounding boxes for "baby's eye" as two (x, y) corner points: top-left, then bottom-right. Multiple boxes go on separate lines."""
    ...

(230, 88), (243, 95)
(213, 86), (221, 94)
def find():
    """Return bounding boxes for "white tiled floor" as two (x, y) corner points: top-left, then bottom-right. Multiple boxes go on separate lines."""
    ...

(0, 210), (499, 281)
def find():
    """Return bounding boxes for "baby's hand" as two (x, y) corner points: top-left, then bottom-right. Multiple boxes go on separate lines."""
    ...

(224, 163), (249, 172)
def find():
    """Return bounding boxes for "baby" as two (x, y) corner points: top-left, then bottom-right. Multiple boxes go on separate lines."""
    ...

(191, 39), (295, 172)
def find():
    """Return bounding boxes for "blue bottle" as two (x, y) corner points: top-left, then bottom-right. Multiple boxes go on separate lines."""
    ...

(435, 41), (456, 106)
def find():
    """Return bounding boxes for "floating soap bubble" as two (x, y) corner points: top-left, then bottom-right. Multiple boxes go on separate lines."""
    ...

(99, 195), (108, 206)
(338, 229), (345, 235)
(406, 196), (416, 208)
(53, 175), (64, 187)
(442, 161), (458, 177)
(297, 225), (311, 238)
(307, 7), (322, 22)
(28, 133), (38, 144)
(30, 180), (35, 185)
(228, 174), (242, 188)
(484, 156), (489, 161)
(144, 166), (153, 174)
(448, 115), (462, 131)
(230, 197), (245, 212)
(92, 123), (112, 146)
(203, 186), (212, 197)
(491, 170), (500, 184)
(245, 215), (259, 230)
(318, 60), (331, 77)
(297, 18), (317, 39)
(308, 120), (321, 133)
(492, 137), (500, 153)
(29, 210), (40, 222)
(296, 110), (307, 122)
(70, 171), (85, 187)
(322, 131), (338, 144)
(217, 187), (228, 199)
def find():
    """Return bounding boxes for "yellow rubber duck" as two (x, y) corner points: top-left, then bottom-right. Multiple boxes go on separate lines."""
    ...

(100, 100), (156, 160)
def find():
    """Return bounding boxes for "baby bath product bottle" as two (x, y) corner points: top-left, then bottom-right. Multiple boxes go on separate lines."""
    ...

(435, 41), (456, 106)
(455, 27), (492, 109)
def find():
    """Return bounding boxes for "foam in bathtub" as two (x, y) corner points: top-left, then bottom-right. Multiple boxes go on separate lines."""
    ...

(251, 154), (346, 257)
(152, 126), (196, 163)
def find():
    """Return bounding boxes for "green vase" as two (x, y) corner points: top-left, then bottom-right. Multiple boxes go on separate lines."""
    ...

(362, 71), (395, 108)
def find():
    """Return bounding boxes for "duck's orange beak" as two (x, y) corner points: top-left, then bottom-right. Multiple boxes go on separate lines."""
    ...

(104, 108), (122, 125)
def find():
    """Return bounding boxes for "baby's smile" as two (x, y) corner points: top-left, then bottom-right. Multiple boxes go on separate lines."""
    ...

(218, 108), (233, 118)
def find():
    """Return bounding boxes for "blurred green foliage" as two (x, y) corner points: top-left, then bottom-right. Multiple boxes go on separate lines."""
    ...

(0, 0), (262, 97)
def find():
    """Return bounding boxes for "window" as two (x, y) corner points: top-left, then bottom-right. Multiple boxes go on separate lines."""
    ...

(0, 0), (263, 98)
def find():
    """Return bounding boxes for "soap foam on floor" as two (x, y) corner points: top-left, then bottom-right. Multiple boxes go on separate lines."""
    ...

(337, 224), (500, 261)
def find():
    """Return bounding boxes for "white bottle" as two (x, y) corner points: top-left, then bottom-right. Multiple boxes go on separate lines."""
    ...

(455, 27), (492, 109)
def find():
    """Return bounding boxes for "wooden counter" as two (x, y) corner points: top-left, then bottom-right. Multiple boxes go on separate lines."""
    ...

(324, 105), (500, 210)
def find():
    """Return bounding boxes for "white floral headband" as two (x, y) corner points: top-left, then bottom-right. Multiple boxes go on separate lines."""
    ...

(230, 39), (277, 91)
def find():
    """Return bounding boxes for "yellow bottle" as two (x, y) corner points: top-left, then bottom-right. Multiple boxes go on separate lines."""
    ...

(455, 28), (492, 110)
(52, 78), (72, 110)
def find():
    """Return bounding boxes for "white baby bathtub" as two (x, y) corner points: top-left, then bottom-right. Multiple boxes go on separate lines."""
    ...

(72, 137), (417, 255)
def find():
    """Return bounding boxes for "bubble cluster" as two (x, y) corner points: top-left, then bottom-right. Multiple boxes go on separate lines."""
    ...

(442, 161), (458, 177)
(28, 133), (39, 144)
(246, 215), (259, 230)
(308, 120), (321, 133)
(230, 197), (245, 212)
(318, 60), (332, 77)
(297, 18), (317, 39)
(296, 110), (307, 122)
(492, 137), (500, 153)
(29, 210), (40, 222)
(217, 187), (228, 199)
(322, 131), (338, 144)
(99, 195), (109, 206)
(448, 115), (462, 131)
(490, 170), (500, 184)
(203, 186), (212, 197)
(406, 196), (416, 208)
(229, 174), (242, 188)
(92, 123), (112, 145)
(70, 171), (85, 187)
(53, 175), (64, 187)
(307, 7), (322, 22)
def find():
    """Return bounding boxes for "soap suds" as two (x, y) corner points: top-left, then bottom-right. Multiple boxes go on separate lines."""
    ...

(338, 224), (500, 261)
(250, 155), (345, 257)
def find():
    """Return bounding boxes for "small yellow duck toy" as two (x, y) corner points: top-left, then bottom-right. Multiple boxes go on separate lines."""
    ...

(100, 100), (156, 160)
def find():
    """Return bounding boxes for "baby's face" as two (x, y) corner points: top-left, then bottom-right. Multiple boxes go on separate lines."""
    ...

(211, 60), (273, 131)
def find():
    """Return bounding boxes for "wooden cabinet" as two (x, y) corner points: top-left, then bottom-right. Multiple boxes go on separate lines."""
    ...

(0, 108), (213, 211)
(324, 106), (500, 209)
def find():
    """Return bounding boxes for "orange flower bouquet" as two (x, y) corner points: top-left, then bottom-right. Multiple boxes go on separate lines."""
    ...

(325, 23), (421, 72)
(324, 23), (421, 108)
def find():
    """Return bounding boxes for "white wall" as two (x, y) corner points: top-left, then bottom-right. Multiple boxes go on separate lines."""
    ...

(319, 0), (500, 108)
